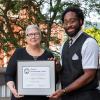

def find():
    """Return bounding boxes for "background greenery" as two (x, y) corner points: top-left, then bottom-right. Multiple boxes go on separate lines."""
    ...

(0, 0), (100, 53)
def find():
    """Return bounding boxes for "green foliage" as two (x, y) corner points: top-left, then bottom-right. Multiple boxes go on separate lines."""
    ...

(10, 1), (22, 13)
(0, 0), (100, 53)
(84, 27), (100, 46)
(3, 45), (8, 52)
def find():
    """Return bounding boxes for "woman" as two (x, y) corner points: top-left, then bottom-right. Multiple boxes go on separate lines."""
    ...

(6, 24), (54, 100)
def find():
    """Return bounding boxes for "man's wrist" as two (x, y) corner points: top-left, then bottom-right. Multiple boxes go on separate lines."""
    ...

(62, 88), (67, 95)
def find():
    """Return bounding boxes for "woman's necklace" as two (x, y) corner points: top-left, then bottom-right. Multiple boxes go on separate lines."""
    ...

(33, 56), (38, 60)
(26, 46), (44, 60)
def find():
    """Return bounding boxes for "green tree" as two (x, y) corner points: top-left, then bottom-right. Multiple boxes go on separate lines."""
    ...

(84, 27), (100, 46)
(0, 0), (100, 53)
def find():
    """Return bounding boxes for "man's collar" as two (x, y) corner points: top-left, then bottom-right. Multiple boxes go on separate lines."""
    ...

(69, 30), (83, 44)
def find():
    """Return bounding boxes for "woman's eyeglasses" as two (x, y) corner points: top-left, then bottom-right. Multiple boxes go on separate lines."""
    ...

(26, 33), (40, 38)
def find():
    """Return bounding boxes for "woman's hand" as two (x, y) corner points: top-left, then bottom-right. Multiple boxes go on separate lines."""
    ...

(48, 57), (62, 72)
(7, 81), (24, 98)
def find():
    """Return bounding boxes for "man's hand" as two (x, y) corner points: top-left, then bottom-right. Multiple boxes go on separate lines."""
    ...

(48, 89), (64, 100)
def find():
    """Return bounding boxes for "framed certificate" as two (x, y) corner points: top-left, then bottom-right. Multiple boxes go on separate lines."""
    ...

(17, 60), (55, 96)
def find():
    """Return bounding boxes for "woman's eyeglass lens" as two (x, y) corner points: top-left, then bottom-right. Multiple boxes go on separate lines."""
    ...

(26, 33), (40, 38)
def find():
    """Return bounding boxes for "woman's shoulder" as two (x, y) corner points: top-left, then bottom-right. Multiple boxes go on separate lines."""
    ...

(15, 47), (25, 53)
(44, 49), (54, 57)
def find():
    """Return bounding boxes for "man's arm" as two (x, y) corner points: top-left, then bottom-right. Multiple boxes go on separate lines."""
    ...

(48, 69), (96, 99)
(63, 69), (96, 93)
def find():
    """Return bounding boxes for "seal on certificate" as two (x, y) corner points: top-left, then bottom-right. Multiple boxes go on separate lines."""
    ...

(24, 68), (30, 74)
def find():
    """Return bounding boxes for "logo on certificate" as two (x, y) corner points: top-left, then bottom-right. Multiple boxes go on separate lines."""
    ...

(24, 68), (29, 74)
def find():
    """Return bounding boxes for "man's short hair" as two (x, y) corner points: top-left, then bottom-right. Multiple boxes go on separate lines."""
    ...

(61, 6), (84, 25)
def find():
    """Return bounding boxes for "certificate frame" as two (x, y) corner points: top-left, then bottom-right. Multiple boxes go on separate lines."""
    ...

(17, 60), (55, 96)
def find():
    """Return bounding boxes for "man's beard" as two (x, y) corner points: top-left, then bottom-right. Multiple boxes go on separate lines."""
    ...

(65, 26), (81, 37)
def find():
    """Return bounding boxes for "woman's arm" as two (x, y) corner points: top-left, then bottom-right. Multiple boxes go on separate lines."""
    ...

(7, 81), (24, 98)
(6, 49), (23, 98)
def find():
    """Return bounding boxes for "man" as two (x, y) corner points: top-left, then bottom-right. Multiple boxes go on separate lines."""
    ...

(49, 6), (100, 100)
